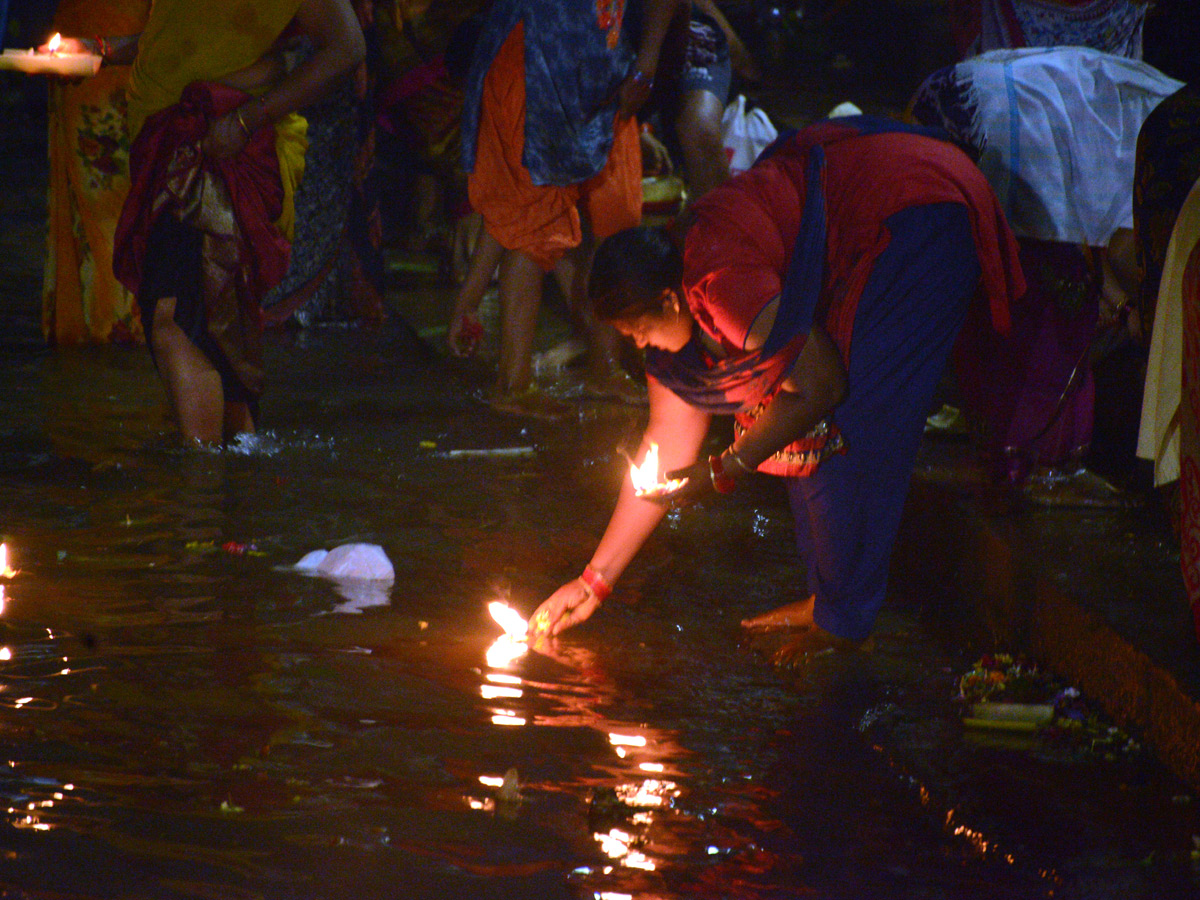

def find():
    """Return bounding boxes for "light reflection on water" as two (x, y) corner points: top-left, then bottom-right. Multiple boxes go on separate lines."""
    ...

(0, 326), (1194, 899)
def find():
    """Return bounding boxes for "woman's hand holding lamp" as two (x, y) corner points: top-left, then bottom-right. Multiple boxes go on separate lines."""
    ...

(658, 446), (751, 506)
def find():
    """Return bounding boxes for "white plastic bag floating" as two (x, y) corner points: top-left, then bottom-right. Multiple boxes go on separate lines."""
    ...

(295, 543), (394, 613)
(721, 94), (779, 176)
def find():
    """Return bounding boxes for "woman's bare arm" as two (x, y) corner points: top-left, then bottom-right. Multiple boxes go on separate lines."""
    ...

(243, 0), (366, 132)
(588, 376), (712, 584)
(530, 377), (711, 636)
(204, 0), (365, 158)
(728, 323), (846, 471)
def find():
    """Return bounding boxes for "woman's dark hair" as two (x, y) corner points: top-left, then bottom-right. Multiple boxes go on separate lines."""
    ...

(588, 226), (683, 323)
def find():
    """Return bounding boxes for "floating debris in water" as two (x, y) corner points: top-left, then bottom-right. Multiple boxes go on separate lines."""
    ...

(436, 446), (535, 460)
(957, 653), (1143, 758)
(185, 540), (267, 557)
(497, 768), (522, 804)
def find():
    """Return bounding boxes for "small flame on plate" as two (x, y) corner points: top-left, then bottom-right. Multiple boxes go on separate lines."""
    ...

(630, 442), (686, 498)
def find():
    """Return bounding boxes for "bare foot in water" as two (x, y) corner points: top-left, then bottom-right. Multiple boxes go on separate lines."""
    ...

(488, 385), (573, 422)
(741, 595), (816, 630)
(771, 626), (873, 670)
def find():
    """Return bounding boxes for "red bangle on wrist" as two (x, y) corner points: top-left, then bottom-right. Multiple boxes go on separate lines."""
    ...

(580, 564), (612, 603)
(709, 454), (736, 494)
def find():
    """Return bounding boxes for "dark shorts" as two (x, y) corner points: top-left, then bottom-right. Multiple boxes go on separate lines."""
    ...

(677, 13), (732, 103)
(137, 212), (259, 414)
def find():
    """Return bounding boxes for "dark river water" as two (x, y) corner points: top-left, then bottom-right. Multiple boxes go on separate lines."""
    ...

(0, 289), (1198, 899)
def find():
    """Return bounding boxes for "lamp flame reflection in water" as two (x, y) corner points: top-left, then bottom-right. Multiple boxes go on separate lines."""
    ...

(476, 603), (693, 887)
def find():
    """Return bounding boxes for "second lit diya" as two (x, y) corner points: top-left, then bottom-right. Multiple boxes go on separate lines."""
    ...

(629, 442), (687, 499)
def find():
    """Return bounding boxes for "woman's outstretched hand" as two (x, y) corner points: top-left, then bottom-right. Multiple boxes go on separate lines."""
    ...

(659, 459), (716, 507)
(448, 310), (484, 357)
(528, 578), (600, 639)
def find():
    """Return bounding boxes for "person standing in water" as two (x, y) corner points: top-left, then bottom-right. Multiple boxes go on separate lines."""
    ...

(58, 0), (365, 445)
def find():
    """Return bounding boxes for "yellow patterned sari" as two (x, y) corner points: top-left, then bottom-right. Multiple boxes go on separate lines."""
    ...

(43, 0), (151, 346)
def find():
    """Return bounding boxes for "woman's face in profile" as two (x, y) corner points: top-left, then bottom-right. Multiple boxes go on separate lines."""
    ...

(614, 292), (694, 353)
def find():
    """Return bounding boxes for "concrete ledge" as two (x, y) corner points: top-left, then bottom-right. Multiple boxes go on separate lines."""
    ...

(897, 473), (1200, 792)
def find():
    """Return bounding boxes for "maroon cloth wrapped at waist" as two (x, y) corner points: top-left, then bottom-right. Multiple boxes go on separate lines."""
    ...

(113, 80), (289, 303)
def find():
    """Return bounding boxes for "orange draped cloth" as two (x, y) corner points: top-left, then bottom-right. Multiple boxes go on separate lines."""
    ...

(466, 21), (642, 272)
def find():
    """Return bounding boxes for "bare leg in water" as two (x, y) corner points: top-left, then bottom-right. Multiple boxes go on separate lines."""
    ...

(489, 249), (572, 420)
(150, 297), (253, 445)
(448, 227), (504, 357)
(553, 243), (645, 404)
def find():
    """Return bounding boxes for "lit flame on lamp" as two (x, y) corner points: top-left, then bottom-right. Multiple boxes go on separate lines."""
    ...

(0, 544), (16, 579)
(630, 442), (686, 498)
(47, 33), (61, 54)
(488, 601), (528, 640)
(486, 601), (529, 667)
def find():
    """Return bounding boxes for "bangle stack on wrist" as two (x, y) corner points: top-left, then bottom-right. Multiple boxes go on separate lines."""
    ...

(708, 454), (736, 493)
(94, 35), (110, 62)
(580, 564), (612, 603)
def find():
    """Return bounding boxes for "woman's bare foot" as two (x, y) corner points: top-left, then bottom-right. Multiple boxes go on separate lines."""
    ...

(771, 625), (873, 670)
(741, 596), (816, 631)
(488, 385), (573, 422)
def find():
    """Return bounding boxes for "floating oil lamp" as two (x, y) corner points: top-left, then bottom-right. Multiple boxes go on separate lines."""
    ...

(488, 601), (528, 640)
(486, 601), (529, 667)
(629, 441), (687, 499)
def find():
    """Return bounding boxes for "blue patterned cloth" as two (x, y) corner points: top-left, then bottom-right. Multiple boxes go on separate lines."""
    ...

(461, 0), (636, 186)
(973, 0), (1147, 59)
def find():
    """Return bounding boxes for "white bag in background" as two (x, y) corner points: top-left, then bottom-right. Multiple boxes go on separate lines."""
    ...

(721, 94), (779, 176)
